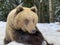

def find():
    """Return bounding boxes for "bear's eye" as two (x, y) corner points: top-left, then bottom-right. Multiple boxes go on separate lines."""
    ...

(24, 19), (29, 25)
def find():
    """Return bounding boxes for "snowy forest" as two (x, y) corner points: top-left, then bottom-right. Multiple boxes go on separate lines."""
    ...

(0, 0), (60, 23)
(0, 0), (60, 45)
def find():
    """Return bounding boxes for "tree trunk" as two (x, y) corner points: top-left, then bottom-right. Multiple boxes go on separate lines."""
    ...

(49, 0), (54, 22)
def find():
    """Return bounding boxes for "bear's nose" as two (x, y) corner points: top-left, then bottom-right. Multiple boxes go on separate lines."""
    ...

(31, 30), (36, 33)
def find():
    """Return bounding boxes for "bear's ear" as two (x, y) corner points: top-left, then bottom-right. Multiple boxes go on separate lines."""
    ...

(16, 5), (23, 14)
(31, 6), (37, 13)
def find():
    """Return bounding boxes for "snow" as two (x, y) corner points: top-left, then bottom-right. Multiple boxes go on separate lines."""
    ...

(36, 22), (60, 45)
(0, 21), (60, 45)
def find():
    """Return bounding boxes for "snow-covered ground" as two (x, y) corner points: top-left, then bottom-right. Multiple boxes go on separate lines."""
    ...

(0, 21), (60, 45)
(37, 23), (60, 45)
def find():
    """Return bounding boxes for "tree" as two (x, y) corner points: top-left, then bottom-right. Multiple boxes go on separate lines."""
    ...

(49, 0), (55, 22)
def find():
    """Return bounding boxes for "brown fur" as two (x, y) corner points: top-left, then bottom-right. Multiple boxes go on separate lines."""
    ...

(4, 5), (53, 45)
(6, 5), (38, 33)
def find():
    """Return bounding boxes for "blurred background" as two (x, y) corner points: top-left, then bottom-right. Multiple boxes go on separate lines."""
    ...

(0, 0), (60, 23)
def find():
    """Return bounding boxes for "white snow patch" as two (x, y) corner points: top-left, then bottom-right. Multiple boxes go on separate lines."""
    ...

(7, 41), (24, 45)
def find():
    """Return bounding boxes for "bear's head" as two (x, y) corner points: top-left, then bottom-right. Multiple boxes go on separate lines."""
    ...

(12, 5), (38, 34)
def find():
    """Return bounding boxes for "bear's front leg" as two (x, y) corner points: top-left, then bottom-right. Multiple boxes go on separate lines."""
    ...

(4, 38), (12, 45)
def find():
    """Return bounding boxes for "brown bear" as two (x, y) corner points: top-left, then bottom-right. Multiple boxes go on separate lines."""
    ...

(4, 5), (53, 45)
